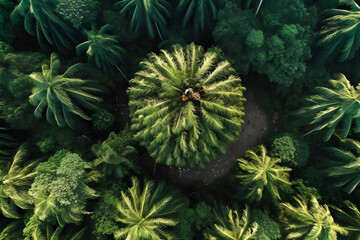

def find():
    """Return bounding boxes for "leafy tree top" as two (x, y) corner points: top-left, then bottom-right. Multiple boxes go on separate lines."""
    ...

(128, 43), (245, 167)
(280, 195), (348, 240)
(300, 73), (360, 141)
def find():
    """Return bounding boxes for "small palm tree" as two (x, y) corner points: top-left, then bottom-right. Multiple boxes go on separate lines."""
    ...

(128, 43), (245, 167)
(29, 53), (102, 129)
(280, 195), (348, 240)
(114, 177), (183, 240)
(318, 0), (360, 62)
(300, 73), (360, 141)
(115, 0), (171, 40)
(205, 205), (258, 240)
(11, 0), (78, 51)
(325, 137), (360, 194)
(76, 24), (125, 74)
(236, 145), (292, 203)
(0, 145), (37, 219)
(177, 0), (225, 34)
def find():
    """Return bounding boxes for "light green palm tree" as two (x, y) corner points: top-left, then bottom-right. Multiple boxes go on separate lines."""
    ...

(0, 145), (37, 219)
(325, 137), (360, 194)
(280, 195), (348, 240)
(11, 0), (78, 51)
(300, 73), (360, 141)
(115, 0), (171, 39)
(205, 205), (258, 240)
(177, 0), (225, 34)
(236, 145), (292, 203)
(114, 177), (183, 240)
(29, 53), (102, 129)
(128, 43), (245, 167)
(318, 0), (360, 62)
(76, 24), (125, 74)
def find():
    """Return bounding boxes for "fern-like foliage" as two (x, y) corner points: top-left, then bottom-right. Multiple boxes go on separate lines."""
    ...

(236, 145), (292, 203)
(114, 0), (171, 39)
(0, 220), (23, 240)
(205, 205), (258, 240)
(0, 145), (37, 219)
(300, 73), (360, 141)
(280, 195), (347, 240)
(128, 43), (245, 167)
(177, 0), (225, 34)
(25, 224), (87, 240)
(11, 0), (79, 51)
(76, 24), (125, 74)
(114, 177), (183, 240)
(325, 137), (360, 194)
(318, 0), (360, 62)
(331, 200), (360, 237)
(29, 53), (102, 129)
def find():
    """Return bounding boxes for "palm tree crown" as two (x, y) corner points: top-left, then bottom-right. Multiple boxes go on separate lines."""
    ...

(128, 43), (245, 167)
(236, 145), (292, 203)
(76, 24), (125, 74)
(300, 73), (360, 141)
(115, 0), (171, 39)
(114, 177), (183, 240)
(29, 53), (102, 129)
(280, 195), (347, 240)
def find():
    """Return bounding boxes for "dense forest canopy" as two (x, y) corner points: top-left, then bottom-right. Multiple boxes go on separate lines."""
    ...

(1, 0), (360, 239)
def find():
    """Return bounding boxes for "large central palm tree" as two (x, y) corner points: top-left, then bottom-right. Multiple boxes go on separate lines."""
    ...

(236, 145), (292, 203)
(29, 53), (102, 129)
(114, 177), (183, 240)
(115, 0), (171, 39)
(128, 43), (245, 167)
(300, 73), (360, 141)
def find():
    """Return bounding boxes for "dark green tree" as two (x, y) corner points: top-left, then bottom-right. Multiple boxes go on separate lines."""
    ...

(128, 43), (245, 167)
(114, 177), (184, 240)
(76, 24), (125, 74)
(29, 53), (102, 129)
(236, 145), (292, 203)
(114, 0), (171, 39)
(0, 0), (15, 43)
(300, 73), (360, 141)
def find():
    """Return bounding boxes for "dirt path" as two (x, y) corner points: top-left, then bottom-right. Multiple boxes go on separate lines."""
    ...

(165, 90), (270, 185)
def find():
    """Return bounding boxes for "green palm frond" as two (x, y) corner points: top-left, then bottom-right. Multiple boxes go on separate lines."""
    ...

(280, 195), (348, 240)
(177, 0), (225, 34)
(114, 177), (183, 240)
(318, 0), (360, 62)
(76, 24), (125, 74)
(331, 200), (360, 236)
(236, 145), (292, 203)
(325, 137), (360, 194)
(128, 43), (245, 167)
(0, 127), (16, 159)
(205, 205), (258, 240)
(300, 73), (360, 141)
(29, 53), (102, 129)
(115, 0), (171, 39)
(11, 0), (79, 51)
(0, 220), (23, 240)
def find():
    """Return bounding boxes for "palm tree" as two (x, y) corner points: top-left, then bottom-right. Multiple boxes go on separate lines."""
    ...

(76, 24), (125, 74)
(128, 43), (246, 167)
(325, 137), (360, 194)
(318, 0), (360, 62)
(205, 205), (258, 240)
(29, 53), (102, 129)
(0, 145), (37, 219)
(236, 145), (292, 203)
(114, 177), (183, 240)
(11, 0), (79, 51)
(26, 225), (87, 240)
(114, 0), (171, 39)
(177, 0), (225, 34)
(280, 195), (348, 240)
(300, 73), (360, 141)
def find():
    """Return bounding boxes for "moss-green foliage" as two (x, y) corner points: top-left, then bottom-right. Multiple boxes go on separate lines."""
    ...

(280, 195), (347, 240)
(0, 0), (15, 43)
(213, 0), (313, 91)
(269, 133), (309, 168)
(56, 0), (99, 29)
(128, 43), (245, 167)
(91, 110), (115, 131)
(36, 137), (55, 154)
(250, 209), (280, 240)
